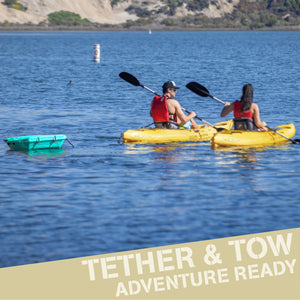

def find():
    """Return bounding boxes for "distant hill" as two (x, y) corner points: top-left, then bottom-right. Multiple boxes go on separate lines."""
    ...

(0, 0), (299, 29)
(0, 0), (132, 24)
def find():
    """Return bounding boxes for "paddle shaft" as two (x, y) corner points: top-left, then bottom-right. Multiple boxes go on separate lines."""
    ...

(210, 95), (225, 105)
(140, 84), (160, 96)
(182, 108), (215, 128)
(266, 126), (299, 144)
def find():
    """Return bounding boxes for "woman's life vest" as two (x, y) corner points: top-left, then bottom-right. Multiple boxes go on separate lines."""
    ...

(233, 100), (252, 119)
(151, 95), (178, 128)
(233, 100), (258, 131)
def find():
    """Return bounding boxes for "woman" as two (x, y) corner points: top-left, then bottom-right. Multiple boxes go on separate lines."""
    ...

(220, 83), (267, 131)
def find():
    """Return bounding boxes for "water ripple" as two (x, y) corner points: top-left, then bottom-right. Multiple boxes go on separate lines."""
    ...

(0, 31), (299, 268)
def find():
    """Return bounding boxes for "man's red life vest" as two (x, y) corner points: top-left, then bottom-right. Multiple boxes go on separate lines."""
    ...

(151, 95), (177, 122)
(233, 100), (253, 119)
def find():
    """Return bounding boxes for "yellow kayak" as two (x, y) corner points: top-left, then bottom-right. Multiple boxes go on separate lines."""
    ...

(122, 120), (233, 144)
(211, 123), (296, 147)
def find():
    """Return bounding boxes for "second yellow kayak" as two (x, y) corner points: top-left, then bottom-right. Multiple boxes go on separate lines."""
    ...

(211, 123), (296, 147)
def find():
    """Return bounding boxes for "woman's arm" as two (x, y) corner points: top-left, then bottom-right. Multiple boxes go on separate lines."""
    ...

(252, 103), (267, 129)
(220, 102), (234, 117)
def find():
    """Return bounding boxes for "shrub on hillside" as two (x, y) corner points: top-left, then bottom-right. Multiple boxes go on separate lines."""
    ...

(4, 0), (16, 5)
(3, 0), (27, 11)
(48, 11), (92, 26)
(185, 0), (209, 11)
(123, 17), (153, 28)
(161, 18), (178, 26)
(125, 5), (153, 17)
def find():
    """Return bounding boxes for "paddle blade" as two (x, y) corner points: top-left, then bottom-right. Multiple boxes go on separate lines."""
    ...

(119, 72), (140, 86)
(186, 82), (211, 98)
(216, 127), (227, 132)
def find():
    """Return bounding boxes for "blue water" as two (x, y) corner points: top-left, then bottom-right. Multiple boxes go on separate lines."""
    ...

(0, 31), (299, 268)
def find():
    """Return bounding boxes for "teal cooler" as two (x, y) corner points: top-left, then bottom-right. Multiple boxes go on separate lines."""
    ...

(4, 135), (67, 151)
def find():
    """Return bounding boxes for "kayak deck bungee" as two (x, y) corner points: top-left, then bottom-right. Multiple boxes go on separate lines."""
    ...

(122, 120), (233, 144)
(4, 134), (67, 151)
(211, 123), (296, 147)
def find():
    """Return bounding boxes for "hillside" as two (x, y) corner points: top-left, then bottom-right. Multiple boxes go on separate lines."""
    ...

(0, 0), (300, 29)
(0, 0), (134, 24)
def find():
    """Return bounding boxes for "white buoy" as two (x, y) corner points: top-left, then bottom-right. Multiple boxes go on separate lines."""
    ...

(93, 44), (100, 63)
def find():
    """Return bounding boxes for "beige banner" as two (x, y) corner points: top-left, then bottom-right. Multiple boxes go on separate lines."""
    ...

(0, 228), (299, 299)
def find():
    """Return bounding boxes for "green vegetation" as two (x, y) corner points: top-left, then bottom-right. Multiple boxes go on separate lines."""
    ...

(124, 0), (209, 17)
(266, 0), (300, 12)
(47, 11), (92, 26)
(181, 13), (281, 29)
(124, 18), (154, 28)
(125, 5), (154, 17)
(185, 0), (209, 11)
(1, 0), (300, 30)
(161, 18), (179, 26)
(224, 0), (300, 28)
(4, 0), (16, 4)
(120, 0), (299, 29)
(3, 0), (27, 11)
(111, 0), (120, 6)
(111, 0), (130, 7)
(156, 0), (300, 29)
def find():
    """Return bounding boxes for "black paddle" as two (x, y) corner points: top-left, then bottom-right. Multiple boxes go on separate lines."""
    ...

(119, 72), (225, 131)
(186, 82), (225, 105)
(119, 72), (160, 96)
(186, 81), (300, 145)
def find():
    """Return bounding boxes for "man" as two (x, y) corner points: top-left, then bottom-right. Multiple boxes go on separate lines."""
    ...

(150, 81), (198, 129)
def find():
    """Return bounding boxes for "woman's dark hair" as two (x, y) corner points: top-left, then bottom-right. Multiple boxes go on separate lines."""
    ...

(240, 83), (253, 112)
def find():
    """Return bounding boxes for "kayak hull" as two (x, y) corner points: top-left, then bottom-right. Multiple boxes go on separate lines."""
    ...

(122, 120), (233, 144)
(211, 123), (296, 147)
(4, 134), (67, 151)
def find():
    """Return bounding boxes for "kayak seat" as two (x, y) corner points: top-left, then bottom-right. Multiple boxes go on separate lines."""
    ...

(233, 118), (258, 131)
(154, 121), (180, 129)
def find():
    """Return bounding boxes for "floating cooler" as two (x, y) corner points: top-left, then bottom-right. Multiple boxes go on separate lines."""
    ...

(4, 135), (67, 151)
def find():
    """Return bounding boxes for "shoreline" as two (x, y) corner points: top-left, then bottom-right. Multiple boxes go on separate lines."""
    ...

(0, 24), (300, 32)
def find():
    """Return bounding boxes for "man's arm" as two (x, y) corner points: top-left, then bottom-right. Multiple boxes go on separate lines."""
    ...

(173, 100), (196, 123)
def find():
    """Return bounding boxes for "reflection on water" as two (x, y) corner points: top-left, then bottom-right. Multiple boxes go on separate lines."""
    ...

(212, 143), (291, 166)
(217, 153), (260, 167)
(124, 141), (207, 154)
(123, 141), (293, 170)
(214, 148), (262, 167)
(123, 142), (208, 163)
(211, 142), (291, 152)
(6, 148), (66, 159)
